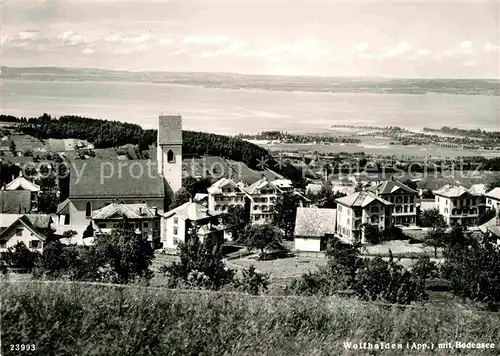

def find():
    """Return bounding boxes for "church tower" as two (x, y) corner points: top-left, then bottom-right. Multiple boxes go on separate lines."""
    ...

(157, 115), (182, 194)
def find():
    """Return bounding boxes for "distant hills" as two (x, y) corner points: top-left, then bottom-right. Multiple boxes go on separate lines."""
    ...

(2, 66), (499, 96)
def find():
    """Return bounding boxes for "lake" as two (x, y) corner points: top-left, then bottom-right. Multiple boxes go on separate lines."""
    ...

(1, 79), (499, 135)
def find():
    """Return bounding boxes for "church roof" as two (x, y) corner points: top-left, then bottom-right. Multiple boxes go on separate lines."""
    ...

(158, 115), (182, 145)
(69, 160), (165, 199)
(0, 190), (32, 214)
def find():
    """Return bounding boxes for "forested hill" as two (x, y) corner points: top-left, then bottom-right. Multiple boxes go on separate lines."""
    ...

(3, 114), (303, 184)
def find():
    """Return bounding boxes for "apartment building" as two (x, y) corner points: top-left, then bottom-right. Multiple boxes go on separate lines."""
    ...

(244, 177), (282, 225)
(433, 184), (483, 227)
(367, 179), (418, 226)
(207, 178), (248, 213)
(335, 191), (393, 243)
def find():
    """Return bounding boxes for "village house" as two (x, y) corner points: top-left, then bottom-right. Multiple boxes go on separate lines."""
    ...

(91, 203), (161, 248)
(162, 201), (224, 250)
(207, 178), (249, 213)
(294, 207), (336, 252)
(433, 184), (483, 227)
(0, 214), (54, 253)
(335, 191), (393, 243)
(485, 187), (500, 211)
(244, 177), (282, 225)
(366, 179), (418, 226)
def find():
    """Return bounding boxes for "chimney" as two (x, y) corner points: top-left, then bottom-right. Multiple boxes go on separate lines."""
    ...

(390, 175), (394, 181)
(152, 206), (158, 216)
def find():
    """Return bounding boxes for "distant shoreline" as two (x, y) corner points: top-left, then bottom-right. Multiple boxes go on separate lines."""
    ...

(3, 66), (499, 97)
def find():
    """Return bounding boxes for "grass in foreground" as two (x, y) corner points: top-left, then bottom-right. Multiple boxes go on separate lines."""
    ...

(1, 282), (499, 356)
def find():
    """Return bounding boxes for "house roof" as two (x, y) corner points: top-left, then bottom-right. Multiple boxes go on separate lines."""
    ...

(245, 178), (281, 195)
(272, 179), (293, 189)
(366, 180), (417, 195)
(479, 216), (498, 233)
(0, 214), (22, 230)
(0, 190), (32, 214)
(468, 183), (487, 196)
(0, 214), (51, 241)
(193, 193), (208, 202)
(4, 176), (40, 192)
(92, 203), (158, 220)
(433, 184), (479, 198)
(164, 201), (219, 221)
(294, 207), (336, 237)
(207, 178), (245, 194)
(485, 187), (500, 200)
(69, 160), (165, 199)
(335, 191), (393, 208)
(158, 115), (182, 145)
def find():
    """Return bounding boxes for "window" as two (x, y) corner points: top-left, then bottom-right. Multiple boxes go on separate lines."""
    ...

(370, 206), (379, 213)
(173, 217), (178, 225)
(173, 237), (179, 246)
(371, 215), (379, 224)
(338, 206), (342, 212)
(403, 196), (408, 204)
(173, 227), (178, 235)
(409, 205), (414, 213)
(85, 201), (92, 217)
(154, 221), (160, 228)
(404, 206), (408, 213)
(143, 222), (149, 228)
(395, 206), (402, 213)
(472, 199), (476, 206)
(395, 196), (403, 204)
(167, 150), (175, 163)
(488, 199), (492, 205)
(98, 223), (106, 229)
(29, 240), (40, 249)
(16, 228), (23, 236)
(0, 241), (6, 249)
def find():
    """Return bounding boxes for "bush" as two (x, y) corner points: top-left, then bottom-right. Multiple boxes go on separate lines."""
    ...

(2, 242), (39, 270)
(234, 265), (269, 295)
(166, 234), (235, 290)
(353, 255), (427, 304)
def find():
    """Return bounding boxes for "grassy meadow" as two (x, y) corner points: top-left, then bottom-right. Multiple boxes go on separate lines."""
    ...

(1, 281), (499, 356)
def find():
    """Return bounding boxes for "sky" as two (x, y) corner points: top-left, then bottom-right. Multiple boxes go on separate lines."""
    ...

(1, 0), (499, 78)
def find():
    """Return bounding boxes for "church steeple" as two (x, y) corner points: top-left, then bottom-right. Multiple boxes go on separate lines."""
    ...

(157, 115), (182, 195)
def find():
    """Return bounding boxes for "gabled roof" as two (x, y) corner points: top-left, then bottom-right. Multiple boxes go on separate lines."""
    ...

(193, 193), (208, 202)
(294, 207), (336, 237)
(272, 179), (293, 189)
(158, 115), (182, 145)
(0, 190), (32, 214)
(0, 214), (22, 229)
(164, 201), (219, 221)
(0, 214), (52, 241)
(92, 203), (157, 220)
(245, 178), (281, 195)
(4, 176), (40, 192)
(335, 191), (393, 208)
(433, 184), (479, 198)
(69, 160), (165, 199)
(469, 183), (487, 196)
(485, 187), (500, 200)
(56, 198), (72, 215)
(366, 180), (417, 195)
(479, 216), (499, 233)
(207, 178), (245, 194)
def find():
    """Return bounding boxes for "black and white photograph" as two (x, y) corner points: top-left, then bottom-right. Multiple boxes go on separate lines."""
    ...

(0, 0), (499, 355)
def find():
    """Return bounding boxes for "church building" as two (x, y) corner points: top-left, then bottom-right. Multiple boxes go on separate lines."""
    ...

(57, 115), (182, 226)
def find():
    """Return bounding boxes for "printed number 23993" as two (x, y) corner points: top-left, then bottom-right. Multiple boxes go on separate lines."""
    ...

(10, 344), (36, 351)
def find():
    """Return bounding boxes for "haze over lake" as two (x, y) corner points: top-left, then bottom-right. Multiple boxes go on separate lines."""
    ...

(2, 77), (499, 135)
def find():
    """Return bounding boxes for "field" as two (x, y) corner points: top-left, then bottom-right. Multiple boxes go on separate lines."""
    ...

(1, 281), (498, 356)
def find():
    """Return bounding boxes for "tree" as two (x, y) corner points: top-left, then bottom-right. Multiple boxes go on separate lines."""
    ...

(352, 254), (427, 304)
(2, 242), (39, 270)
(419, 208), (446, 228)
(36, 240), (69, 278)
(325, 237), (361, 289)
(363, 224), (382, 244)
(272, 192), (301, 240)
(182, 176), (212, 197)
(38, 192), (59, 214)
(424, 225), (447, 258)
(223, 205), (250, 242)
(244, 224), (285, 259)
(92, 223), (155, 284)
(9, 140), (16, 156)
(442, 231), (500, 306)
(169, 187), (191, 210)
(402, 179), (418, 190)
(166, 230), (234, 290)
(234, 265), (269, 295)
